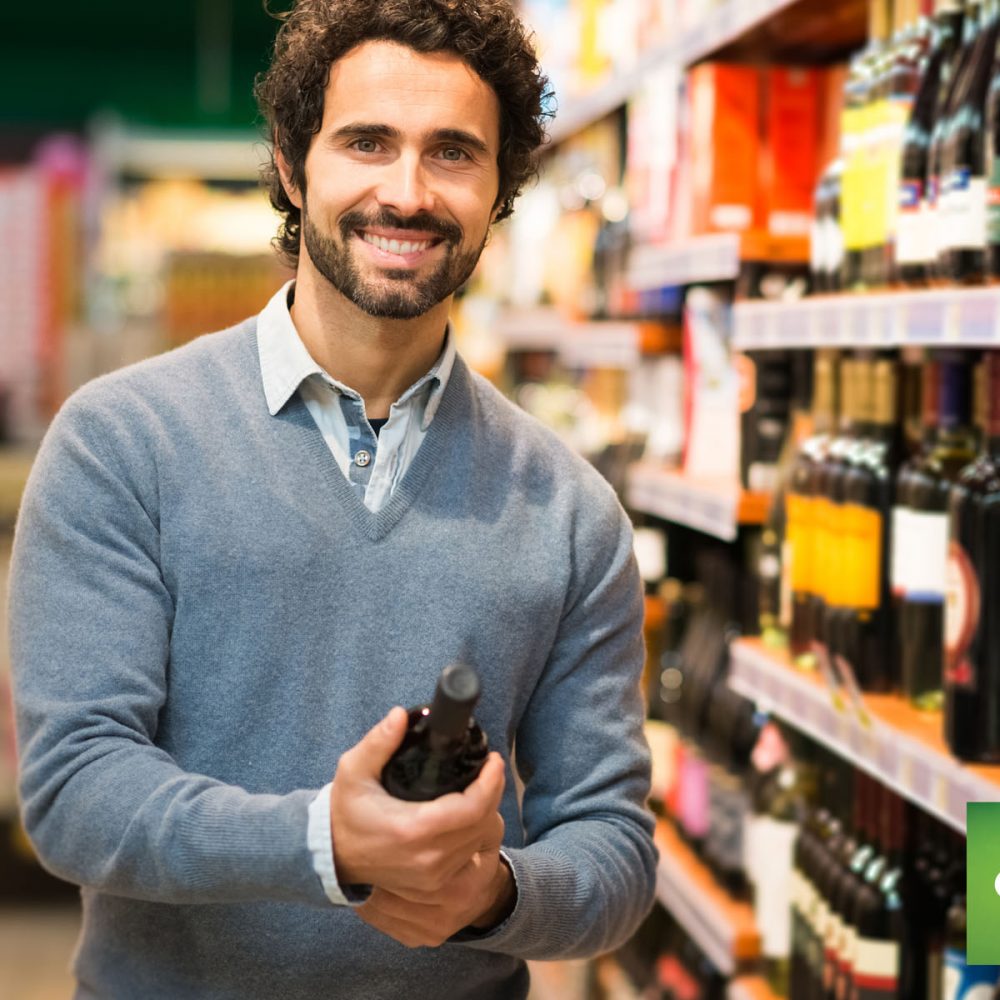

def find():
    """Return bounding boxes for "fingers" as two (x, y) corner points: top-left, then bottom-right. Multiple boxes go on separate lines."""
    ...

(418, 752), (506, 831)
(338, 706), (408, 782)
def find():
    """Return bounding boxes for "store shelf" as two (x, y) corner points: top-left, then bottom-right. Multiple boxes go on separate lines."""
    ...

(654, 819), (760, 976)
(495, 309), (677, 367)
(626, 464), (769, 541)
(733, 287), (1000, 351)
(681, 0), (866, 65)
(627, 232), (809, 291)
(548, 0), (865, 145)
(728, 638), (1000, 833)
(92, 122), (264, 182)
(728, 976), (782, 1000)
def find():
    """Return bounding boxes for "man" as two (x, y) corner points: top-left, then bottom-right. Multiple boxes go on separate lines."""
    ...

(9, 0), (657, 996)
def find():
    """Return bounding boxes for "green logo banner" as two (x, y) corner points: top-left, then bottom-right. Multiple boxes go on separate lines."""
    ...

(968, 802), (1000, 965)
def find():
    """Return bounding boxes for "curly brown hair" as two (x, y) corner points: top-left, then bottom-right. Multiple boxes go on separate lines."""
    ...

(254, 0), (553, 265)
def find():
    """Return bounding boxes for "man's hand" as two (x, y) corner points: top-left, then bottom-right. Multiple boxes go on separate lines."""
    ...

(330, 707), (507, 901)
(357, 850), (516, 948)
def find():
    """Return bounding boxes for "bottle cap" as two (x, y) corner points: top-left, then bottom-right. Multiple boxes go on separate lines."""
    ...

(429, 663), (481, 740)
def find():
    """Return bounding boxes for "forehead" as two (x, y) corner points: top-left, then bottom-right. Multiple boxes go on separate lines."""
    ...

(322, 40), (501, 151)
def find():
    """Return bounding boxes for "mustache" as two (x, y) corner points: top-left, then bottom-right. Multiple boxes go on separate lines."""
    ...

(339, 209), (462, 244)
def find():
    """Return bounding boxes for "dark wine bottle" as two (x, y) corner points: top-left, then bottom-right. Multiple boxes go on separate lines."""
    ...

(850, 787), (904, 999)
(842, 359), (903, 694)
(898, 354), (978, 710)
(381, 663), (489, 801)
(945, 351), (1000, 760)
(927, 1), (972, 284)
(898, 0), (965, 285)
(788, 352), (838, 667)
(941, 0), (1000, 283)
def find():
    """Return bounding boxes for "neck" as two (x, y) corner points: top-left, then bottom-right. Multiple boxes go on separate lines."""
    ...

(290, 259), (451, 420)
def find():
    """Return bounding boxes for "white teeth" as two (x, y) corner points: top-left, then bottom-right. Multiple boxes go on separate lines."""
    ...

(361, 232), (433, 255)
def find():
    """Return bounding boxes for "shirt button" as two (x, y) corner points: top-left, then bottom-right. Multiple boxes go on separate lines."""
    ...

(354, 449), (372, 468)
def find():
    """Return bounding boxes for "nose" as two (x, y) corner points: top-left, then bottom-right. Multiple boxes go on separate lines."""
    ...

(375, 151), (436, 218)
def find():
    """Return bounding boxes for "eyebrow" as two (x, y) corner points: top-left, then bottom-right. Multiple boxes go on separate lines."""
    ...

(329, 123), (491, 157)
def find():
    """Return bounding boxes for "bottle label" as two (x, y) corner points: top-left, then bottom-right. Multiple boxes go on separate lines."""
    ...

(905, 510), (949, 602)
(942, 947), (1000, 1000)
(890, 505), (912, 598)
(753, 816), (797, 959)
(946, 168), (988, 252)
(853, 936), (899, 997)
(945, 540), (981, 688)
(897, 178), (926, 265)
(843, 503), (882, 610)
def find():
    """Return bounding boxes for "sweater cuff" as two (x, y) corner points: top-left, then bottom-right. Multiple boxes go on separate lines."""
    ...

(306, 784), (369, 906)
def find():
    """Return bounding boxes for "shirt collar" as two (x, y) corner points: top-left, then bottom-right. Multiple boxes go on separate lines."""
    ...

(257, 280), (455, 426)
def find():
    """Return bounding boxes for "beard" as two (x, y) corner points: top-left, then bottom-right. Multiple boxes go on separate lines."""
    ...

(301, 203), (487, 319)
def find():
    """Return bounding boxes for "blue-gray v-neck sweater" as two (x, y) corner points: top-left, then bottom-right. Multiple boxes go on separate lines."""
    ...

(9, 318), (656, 999)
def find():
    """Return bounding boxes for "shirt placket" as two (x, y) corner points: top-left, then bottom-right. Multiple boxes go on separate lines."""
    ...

(339, 394), (378, 500)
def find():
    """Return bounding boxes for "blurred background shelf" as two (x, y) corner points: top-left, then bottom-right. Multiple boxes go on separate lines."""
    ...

(626, 464), (769, 541)
(654, 820), (761, 977)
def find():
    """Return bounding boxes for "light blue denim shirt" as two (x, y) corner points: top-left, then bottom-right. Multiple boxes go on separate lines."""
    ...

(257, 280), (456, 513)
(257, 280), (456, 904)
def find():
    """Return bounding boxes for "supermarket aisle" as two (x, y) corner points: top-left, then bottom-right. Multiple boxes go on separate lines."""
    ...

(0, 905), (79, 1000)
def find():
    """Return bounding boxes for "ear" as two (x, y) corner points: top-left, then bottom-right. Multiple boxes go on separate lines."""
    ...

(275, 144), (304, 210)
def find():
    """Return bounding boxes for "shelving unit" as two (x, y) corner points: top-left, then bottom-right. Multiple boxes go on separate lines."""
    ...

(549, 0), (866, 145)
(626, 463), (769, 541)
(494, 309), (678, 368)
(653, 819), (761, 977)
(728, 638), (1000, 833)
(733, 287), (1000, 351)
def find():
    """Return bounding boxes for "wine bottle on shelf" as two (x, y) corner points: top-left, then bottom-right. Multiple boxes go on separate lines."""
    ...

(822, 358), (875, 692)
(935, 0), (984, 282)
(842, 358), (903, 695)
(702, 680), (760, 902)
(788, 352), (839, 667)
(892, 357), (940, 683)
(820, 768), (869, 1000)
(927, 0), (972, 284)
(898, 0), (965, 285)
(945, 351), (1000, 761)
(850, 787), (904, 999)
(863, 0), (896, 289)
(834, 773), (881, 1000)
(841, 3), (888, 290)
(882, 0), (931, 285)
(751, 735), (815, 998)
(381, 663), (489, 801)
(898, 353), (978, 711)
(940, 0), (1000, 283)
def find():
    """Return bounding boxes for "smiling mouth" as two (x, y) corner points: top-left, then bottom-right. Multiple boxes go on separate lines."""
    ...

(357, 231), (445, 256)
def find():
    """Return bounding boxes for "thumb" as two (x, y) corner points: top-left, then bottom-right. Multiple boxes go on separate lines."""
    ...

(343, 706), (409, 780)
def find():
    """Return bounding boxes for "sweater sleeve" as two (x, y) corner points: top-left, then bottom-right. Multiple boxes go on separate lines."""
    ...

(458, 479), (658, 959)
(8, 387), (329, 907)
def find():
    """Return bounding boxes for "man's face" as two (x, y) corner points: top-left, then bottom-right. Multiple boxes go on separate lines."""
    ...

(287, 40), (502, 319)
